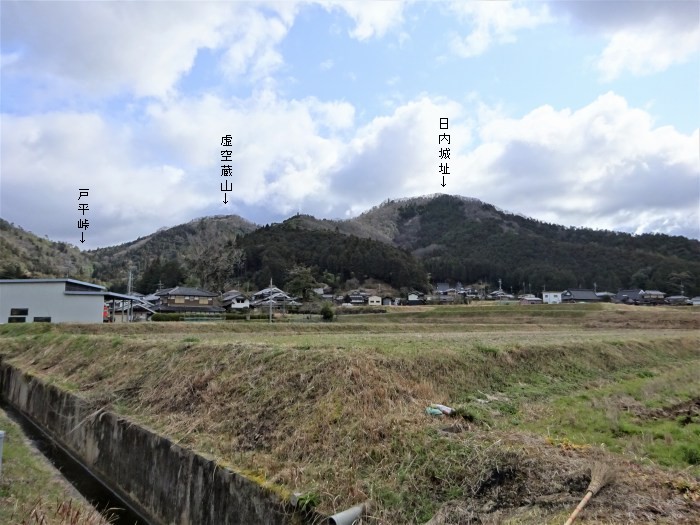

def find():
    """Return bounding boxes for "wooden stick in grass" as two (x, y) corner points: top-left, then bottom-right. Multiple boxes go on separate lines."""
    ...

(564, 462), (615, 525)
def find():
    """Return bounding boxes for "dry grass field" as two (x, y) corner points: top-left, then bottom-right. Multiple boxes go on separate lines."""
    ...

(1, 303), (699, 523)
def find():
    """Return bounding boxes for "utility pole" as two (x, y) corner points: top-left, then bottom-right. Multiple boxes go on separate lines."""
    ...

(127, 266), (133, 322)
(269, 278), (273, 324)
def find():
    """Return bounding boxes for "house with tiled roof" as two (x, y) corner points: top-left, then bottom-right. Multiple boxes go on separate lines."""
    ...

(250, 285), (300, 310)
(154, 286), (224, 313)
(561, 289), (600, 303)
(614, 289), (666, 305)
(221, 289), (250, 311)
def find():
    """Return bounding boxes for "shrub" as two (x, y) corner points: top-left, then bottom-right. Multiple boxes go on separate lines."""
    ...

(151, 313), (182, 322)
(320, 303), (335, 321)
(680, 444), (700, 465)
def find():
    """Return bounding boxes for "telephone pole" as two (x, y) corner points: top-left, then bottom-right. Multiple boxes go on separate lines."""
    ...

(269, 278), (273, 324)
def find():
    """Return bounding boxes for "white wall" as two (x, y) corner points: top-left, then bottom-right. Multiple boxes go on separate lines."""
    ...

(542, 292), (562, 304)
(229, 299), (250, 310)
(0, 281), (104, 323)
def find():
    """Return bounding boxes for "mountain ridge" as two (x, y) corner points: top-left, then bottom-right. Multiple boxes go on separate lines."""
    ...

(2, 194), (699, 296)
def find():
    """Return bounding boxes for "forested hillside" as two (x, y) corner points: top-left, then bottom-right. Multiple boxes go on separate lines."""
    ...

(0, 219), (93, 280)
(89, 215), (256, 292)
(2, 194), (698, 296)
(378, 195), (700, 295)
(238, 217), (429, 292)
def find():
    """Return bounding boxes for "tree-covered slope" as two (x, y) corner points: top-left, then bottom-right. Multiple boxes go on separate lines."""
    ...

(89, 215), (257, 289)
(238, 218), (429, 292)
(0, 219), (94, 280)
(355, 195), (700, 295)
(3, 194), (698, 296)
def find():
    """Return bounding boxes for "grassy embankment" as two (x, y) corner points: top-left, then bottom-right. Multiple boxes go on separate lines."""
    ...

(1, 303), (699, 524)
(0, 408), (111, 524)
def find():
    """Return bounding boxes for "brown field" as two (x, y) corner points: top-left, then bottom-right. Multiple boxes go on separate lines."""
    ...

(1, 303), (699, 523)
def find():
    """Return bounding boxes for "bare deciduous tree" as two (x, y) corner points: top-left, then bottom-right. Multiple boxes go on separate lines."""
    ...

(183, 222), (245, 293)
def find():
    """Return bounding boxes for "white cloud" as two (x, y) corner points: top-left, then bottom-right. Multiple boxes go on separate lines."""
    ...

(0, 94), (330, 246)
(145, 91), (353, 210)
(0, 112), (208, 247)
(0, 52), (20, 68)
(550, 0), (700, 81)
(449, 0), (552, 57)
(597, 24), (699, 81)
(326, 96), (470, 214)
(321, 0), (408, 40)
(308, 99), (356, 130)
(220, 6), (295, 82)
(320, 59), (335, 70)
(3, 90), (697, 246)
(463, 92), (699, 237)
(1, 2), (298, 99)
(1, 2), (231, 98)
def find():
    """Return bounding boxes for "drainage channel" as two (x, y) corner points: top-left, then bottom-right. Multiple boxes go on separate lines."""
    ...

(1, 401), (151, 525)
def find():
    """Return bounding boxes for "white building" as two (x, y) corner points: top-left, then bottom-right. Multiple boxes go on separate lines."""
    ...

(221, 289), (250, 311)
(0, 278), (107, 324)
(542, 291), (563, 304)
(368, 295), (381, 306)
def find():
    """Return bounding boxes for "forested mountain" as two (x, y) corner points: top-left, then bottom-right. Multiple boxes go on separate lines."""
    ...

(0, 219), (94, 280)
(238, 217), (429, 292)
(2, 194), (698, 296)
(89, 215), (256, 292)
(349, 195), (700, 295)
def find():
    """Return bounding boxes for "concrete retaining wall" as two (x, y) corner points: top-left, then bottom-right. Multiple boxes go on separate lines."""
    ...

(0, 362), (322, 525)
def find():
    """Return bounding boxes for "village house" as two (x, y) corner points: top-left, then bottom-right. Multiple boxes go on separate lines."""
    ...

(519, 294), (543, 305)
(542, 291), (563, 304)
(345, 290), (369, 306)
(154, 286), (224, 314)
(109, 296), (156, 322)
(460, 287), (481, 299)
(665, 295), (690, 305)
(406, 291), (426, 305)
(614, 289), (666, 305)
(488, 290), (515, 300)
(250, 285), (300, 310)
(382, 296), (396, 306)
(561, 289), (600, 303)
(433, 282), (456, 303)
(221, 289), (250, 311)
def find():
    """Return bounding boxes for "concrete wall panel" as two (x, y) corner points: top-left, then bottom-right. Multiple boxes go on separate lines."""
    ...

(1, 363), (323, 525)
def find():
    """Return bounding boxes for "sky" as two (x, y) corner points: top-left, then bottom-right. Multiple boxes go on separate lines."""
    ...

(1, 0), (699, 248)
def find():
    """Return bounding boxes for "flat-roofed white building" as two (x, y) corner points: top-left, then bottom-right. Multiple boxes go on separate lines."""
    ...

(0, 278), (107, 324)
(542, 291), (563, 304)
